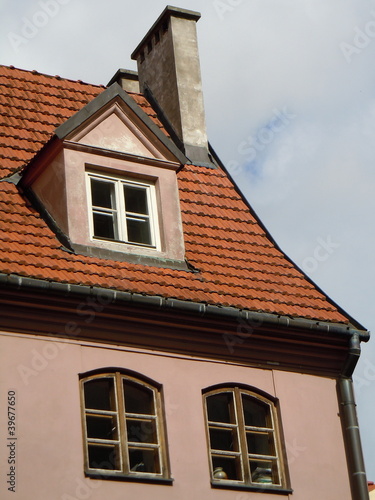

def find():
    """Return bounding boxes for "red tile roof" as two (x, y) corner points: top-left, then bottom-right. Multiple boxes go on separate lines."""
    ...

(0, 64), (352, 324)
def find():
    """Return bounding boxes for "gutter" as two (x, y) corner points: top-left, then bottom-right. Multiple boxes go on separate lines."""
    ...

(338, 334), (369, 500)
(0, 273), (370, 342)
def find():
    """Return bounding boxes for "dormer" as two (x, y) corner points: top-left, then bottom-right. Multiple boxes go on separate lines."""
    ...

(20, 84), (188, 269)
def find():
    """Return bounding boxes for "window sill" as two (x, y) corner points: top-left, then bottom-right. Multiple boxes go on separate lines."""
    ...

(72, 243), (191, 271)
(211, 480), (293, 495)
(92, 236), (157, 250)
(85, 471), (174, 485)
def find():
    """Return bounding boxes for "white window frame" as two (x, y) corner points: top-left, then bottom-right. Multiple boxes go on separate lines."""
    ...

(86, 171), (161, 250)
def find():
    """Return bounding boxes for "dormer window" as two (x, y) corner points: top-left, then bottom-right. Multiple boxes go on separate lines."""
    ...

(87, 172), (160, 249)
(21, 87), (187, 267)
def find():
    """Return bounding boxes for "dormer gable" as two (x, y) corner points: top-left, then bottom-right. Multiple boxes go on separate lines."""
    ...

(20, 84), (188, 269)
(53, 83), (187, 164)
(75, 109), (161, 158)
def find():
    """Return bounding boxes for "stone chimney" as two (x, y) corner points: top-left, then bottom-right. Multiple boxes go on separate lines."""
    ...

(131, 6), (209, 165)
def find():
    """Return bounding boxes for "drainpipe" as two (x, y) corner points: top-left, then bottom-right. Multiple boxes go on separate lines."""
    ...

(338, 333), (369, 500)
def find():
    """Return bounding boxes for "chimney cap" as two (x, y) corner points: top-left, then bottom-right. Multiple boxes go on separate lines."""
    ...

(107, 68), (138, 87)
(131, 5), (201, 60)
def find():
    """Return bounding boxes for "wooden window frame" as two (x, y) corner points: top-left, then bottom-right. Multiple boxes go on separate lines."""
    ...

(80, 371), (171, 483)
(86, 172), (161, 250)
(203, 386), (291, 494)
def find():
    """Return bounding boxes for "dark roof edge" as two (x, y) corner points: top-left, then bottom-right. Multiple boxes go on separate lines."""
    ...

(54, 82), (188, 166)
(0, 273), (370, 342)
(208, 142), (368, 333)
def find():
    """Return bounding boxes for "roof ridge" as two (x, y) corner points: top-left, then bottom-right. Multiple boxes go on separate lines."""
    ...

(0, 64), (106, 89)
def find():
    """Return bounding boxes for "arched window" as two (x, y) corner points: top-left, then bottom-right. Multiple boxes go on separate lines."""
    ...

(80, 370), (170, 481)
(203, 386), (289, 491)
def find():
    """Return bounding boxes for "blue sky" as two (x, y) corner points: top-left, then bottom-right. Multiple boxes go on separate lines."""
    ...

(1, 0), (374, 480)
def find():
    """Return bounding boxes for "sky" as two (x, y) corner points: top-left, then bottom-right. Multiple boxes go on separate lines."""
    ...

(1, 0), (374, 481)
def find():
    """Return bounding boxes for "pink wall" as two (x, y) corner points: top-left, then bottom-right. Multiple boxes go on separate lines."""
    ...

(0, 332), (351, 499)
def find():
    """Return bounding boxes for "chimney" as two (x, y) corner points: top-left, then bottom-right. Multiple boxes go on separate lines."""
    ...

(131, 6), (210, 165)
(107, 69), (140, 93)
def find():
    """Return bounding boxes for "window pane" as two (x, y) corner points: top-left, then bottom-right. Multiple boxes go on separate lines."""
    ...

(124, 185), (149, 215)
(127, 419), (157, 444)
(88, 444), (121, 470)
(86, 415), (118, 440)
(93, 212), (116, 239)
(209, 428), (238, 452)
(207, 392), (235, 423)
(250, 460), (278, 485)
(129, 448), (160, 474)
(84, 378), (115, 411)
(242, 395), (271, 428)
(126, 217), (152, 245)
(212, 456), (242, 481)
(91, 179), (115, 209)
(123, 380), (154, 415)
(246, 432), (275, 456)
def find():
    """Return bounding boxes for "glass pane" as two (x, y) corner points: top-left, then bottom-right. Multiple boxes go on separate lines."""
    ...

(124, 185), (149, 215)
(123, 380), (154, 415)
(212, 456), (242, 481)
(86, 415), (118, 440)
(206, 392), (235, 424)
(93, 212), (116, 239)
(209, 428), (238, 452)
(129, 448), (160, 474)
(84, 378), (115, 411)
(247, 432), (275, 456)
(250, 460), (278, 485)
(126, 217), (151, 245)
(91, 179), (115, 209)
(242, 395), (271, 428)
(127, 419), (157, 444)
(88, 444), (121, 470)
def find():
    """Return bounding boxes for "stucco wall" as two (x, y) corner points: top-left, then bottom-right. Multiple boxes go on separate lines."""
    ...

(0, 332), (351, 499)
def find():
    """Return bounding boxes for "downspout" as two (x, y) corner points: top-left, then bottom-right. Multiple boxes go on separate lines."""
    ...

(338, 333), (369, 500)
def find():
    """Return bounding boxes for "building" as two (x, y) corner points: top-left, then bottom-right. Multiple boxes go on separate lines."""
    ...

(0, 6), (370, 500)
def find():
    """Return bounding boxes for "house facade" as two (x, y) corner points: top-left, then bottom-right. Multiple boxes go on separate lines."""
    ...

(0, 6), (370, 500)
